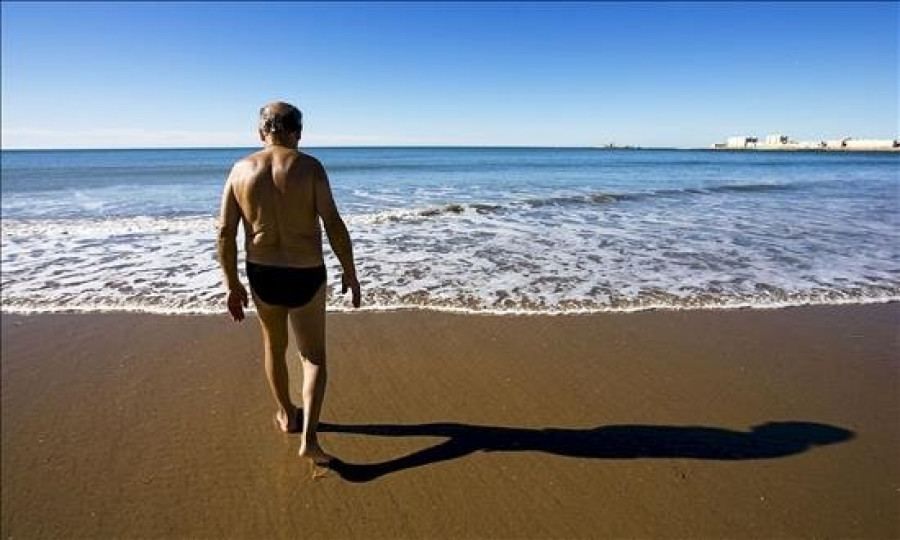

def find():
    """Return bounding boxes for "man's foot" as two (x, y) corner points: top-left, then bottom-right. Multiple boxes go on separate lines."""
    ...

(300, 442), (333, 479)
(274, 407), (301, 433)
(298, 442), (334, 466)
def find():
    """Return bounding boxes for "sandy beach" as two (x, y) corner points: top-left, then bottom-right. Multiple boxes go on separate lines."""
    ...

(2, 303), (898, 538)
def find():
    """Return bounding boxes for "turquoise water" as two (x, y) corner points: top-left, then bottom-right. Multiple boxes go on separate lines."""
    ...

(2, 147), (898, 312)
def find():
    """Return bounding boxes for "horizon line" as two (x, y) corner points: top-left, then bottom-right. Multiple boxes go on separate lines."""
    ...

(1, 144), (693, 152)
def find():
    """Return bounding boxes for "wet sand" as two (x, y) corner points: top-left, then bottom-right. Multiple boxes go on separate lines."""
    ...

(2, 304), (898, 538)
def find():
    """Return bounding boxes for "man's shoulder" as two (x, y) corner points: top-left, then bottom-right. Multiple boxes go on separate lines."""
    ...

(293, 151), (327, 179)
(229, 151), (268, 174)
(228, 149), (324, 180)
(295, 151), (324, 168)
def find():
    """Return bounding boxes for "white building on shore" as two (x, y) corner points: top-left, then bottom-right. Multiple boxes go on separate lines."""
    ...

(724, 136), (758, 148)
(713, 134), (899, 151)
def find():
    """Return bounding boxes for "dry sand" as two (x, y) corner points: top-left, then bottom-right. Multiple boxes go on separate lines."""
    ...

(2, 304), (898, 538)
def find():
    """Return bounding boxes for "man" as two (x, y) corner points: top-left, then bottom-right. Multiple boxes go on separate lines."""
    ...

(217, 101), (360, 466)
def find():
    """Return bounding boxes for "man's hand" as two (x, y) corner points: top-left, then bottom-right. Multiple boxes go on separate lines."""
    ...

(341, 273), (361, 308)
(227, 284), (249, 322)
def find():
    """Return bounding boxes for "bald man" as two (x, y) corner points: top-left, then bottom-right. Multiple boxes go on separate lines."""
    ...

(217, 102), (360, 466)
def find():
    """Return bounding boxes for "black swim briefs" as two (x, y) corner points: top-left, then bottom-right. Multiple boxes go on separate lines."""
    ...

(246, 261), (327, 308)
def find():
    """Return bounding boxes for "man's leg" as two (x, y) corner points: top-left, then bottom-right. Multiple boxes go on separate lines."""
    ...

(288, 283), (330, 461)
(254, 295), (298, 432)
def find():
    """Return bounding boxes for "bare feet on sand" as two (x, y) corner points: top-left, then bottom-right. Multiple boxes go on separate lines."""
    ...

(298, 442), (333, 465)
(299, 442), (333, 479)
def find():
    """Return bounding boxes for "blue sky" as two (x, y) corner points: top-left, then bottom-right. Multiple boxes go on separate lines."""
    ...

(1, 1), (897, 148)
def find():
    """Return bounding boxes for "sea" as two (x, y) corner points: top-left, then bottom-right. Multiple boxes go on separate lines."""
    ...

(1, 147), (898, 314)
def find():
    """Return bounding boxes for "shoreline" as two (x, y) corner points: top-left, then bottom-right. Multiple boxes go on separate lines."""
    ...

(2, 296), (898, 317)
(0, 296), (900, 317)
(3, 303), (898, 538)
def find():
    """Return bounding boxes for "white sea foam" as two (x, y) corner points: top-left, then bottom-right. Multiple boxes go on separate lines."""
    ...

(2, 194), (898, 314)
(3, 148), (898, 315)
(3, 294), (898, 316)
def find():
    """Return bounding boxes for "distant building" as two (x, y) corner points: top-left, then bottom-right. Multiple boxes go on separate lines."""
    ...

(713, 134), (899, 151)
(765, 134), (789, 145)
(726, 136), (758, 148)
(844, 139), (897, 150)
(823, 137), (850, 149)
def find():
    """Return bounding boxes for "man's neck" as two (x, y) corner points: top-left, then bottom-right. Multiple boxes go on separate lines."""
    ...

(264, 133), (299, 149)
(265, 140), (298, 150)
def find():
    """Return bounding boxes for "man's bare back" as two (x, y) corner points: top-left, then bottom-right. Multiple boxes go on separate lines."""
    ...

(218, 120), (359, 316)
(226, 147), (326, 268)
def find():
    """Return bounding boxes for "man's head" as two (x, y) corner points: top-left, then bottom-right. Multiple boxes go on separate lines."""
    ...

(258, 101), (303, 144)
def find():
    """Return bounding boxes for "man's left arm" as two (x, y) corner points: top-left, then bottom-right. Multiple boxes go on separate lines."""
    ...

(216, 171), (248, 321)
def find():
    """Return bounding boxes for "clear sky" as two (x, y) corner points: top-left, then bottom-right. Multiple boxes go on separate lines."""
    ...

(1, 1), (897, 149)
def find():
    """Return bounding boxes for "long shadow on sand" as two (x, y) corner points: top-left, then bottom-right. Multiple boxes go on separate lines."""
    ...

(319, 421), (853, 482)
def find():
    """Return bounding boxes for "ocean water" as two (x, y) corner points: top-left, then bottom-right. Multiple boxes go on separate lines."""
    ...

(2, 147), (898, 314)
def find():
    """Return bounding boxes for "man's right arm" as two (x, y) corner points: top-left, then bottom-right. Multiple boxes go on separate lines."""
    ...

(313, 161), (360, 307)
(216, 167), (249, 320)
